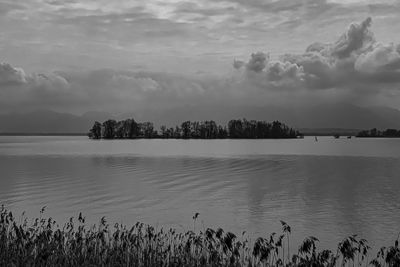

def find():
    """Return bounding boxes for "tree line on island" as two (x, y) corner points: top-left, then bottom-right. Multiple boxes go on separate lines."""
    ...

(88, 118), (301, 139)
(356, 128), (400, 138)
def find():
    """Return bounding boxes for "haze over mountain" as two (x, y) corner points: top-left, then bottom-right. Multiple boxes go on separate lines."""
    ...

(1, 104), (400, 134)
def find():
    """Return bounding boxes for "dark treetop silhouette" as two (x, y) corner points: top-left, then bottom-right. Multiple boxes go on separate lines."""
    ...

(88, 119), (301, 139)
(356, 128), (400, 138)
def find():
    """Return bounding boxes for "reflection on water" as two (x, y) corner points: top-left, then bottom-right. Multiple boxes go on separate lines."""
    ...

(0, 136), (400, 250)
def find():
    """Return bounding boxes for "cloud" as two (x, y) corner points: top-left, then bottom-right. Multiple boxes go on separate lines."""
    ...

(246, 52), (268, 73)
(1, 17), (400, 115)
(266, 61), (304, 82)
(235, 17), (400, 92)
(0, 65), (222, 114)
(0, 2), (26, 16)
(355, 43), (400, 73)
(233, 59), (245, 69)
(0, 63), (27, 85)
(3, 0), (400, 77)
(332, 17), (374, 59)
(44, 0), (78, 6)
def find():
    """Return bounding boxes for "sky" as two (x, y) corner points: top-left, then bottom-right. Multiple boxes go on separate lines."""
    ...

(1, 0), (400, 115)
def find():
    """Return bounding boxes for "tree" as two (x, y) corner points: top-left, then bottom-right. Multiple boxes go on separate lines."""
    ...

(228, 120), (243, 138)
(384, 129), (400, 137)
(160, 125), (167, 138)
(115, 121), (125, 139)
(191, 121), (200, 138)
(102, 120), (117, 139)
(181, 121), (191, 139)
(90, 118), (300, 139)
(174, 126), (181, 138)
(140, 122), (154, 138)
(88, 121), (102, 139)
(217, 126), (228, 138)
(370, 128), (378, 137)
(204, 120), (218, 139)
(271, 121), (283, 138)
(127, 119), (139, 138)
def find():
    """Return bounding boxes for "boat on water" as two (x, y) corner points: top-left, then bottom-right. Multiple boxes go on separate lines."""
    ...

(334, 134), (340, 139)
(315, 136), (318, 142)
(347, 136), (352, 139)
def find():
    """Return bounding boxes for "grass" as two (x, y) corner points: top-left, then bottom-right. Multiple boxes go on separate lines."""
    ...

(1, 206), (399, 266)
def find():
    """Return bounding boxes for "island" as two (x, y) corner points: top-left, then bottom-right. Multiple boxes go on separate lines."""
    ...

(88, 119), (301, 139)
(356, 128), (400, 138)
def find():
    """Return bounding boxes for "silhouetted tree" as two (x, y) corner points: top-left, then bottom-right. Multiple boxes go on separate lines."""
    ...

(271, 121), (283, 138)
(384, 129), (400, 137)
(357, 128), (400, 137)
(88, 121), (102, 139)
(140, 122), (154, 138)
(160, 125), (167, 138)
(228, 120), (243, 138)
(115, 121), (125, 139)
(217, 126), (228, 138)
(102, 120), (117, 139)
(181, 121), (191, 139)
(174, 126), (182, 138)
(89, 118), (300, 139)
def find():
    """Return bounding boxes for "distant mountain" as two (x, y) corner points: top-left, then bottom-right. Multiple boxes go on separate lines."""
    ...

(80, 111), (114, 122)
(298, 128), (362, 136)
(127, 104), (400, 130)
(0, 104), (400, 134)
(0, 110), (111, 134)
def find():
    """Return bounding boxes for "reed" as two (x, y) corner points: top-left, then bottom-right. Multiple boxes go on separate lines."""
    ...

(1, 206), (399, 266)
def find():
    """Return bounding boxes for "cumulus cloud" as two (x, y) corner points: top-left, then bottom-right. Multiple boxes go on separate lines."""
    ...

(235, 17), (400, 92)
(355, 44), (400, 73)
(233, 59), (245, 69)
(332, 17), (374, 59)
(266, 61), (304, 83)
(0, 63), (27, 85)
(29, 73), (70, 90)
(246, 52), (269, 73)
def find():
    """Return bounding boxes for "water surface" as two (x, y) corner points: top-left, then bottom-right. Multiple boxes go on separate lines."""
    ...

(1, 136), (399, 250)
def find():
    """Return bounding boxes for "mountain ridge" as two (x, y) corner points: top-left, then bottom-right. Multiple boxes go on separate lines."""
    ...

(1, 104), (400, 134)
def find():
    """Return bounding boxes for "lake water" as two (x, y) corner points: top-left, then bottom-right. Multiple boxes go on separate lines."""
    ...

(1, 136), (400, 250)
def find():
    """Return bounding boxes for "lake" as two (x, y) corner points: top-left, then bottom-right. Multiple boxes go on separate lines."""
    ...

(0, 136), (400, 250)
